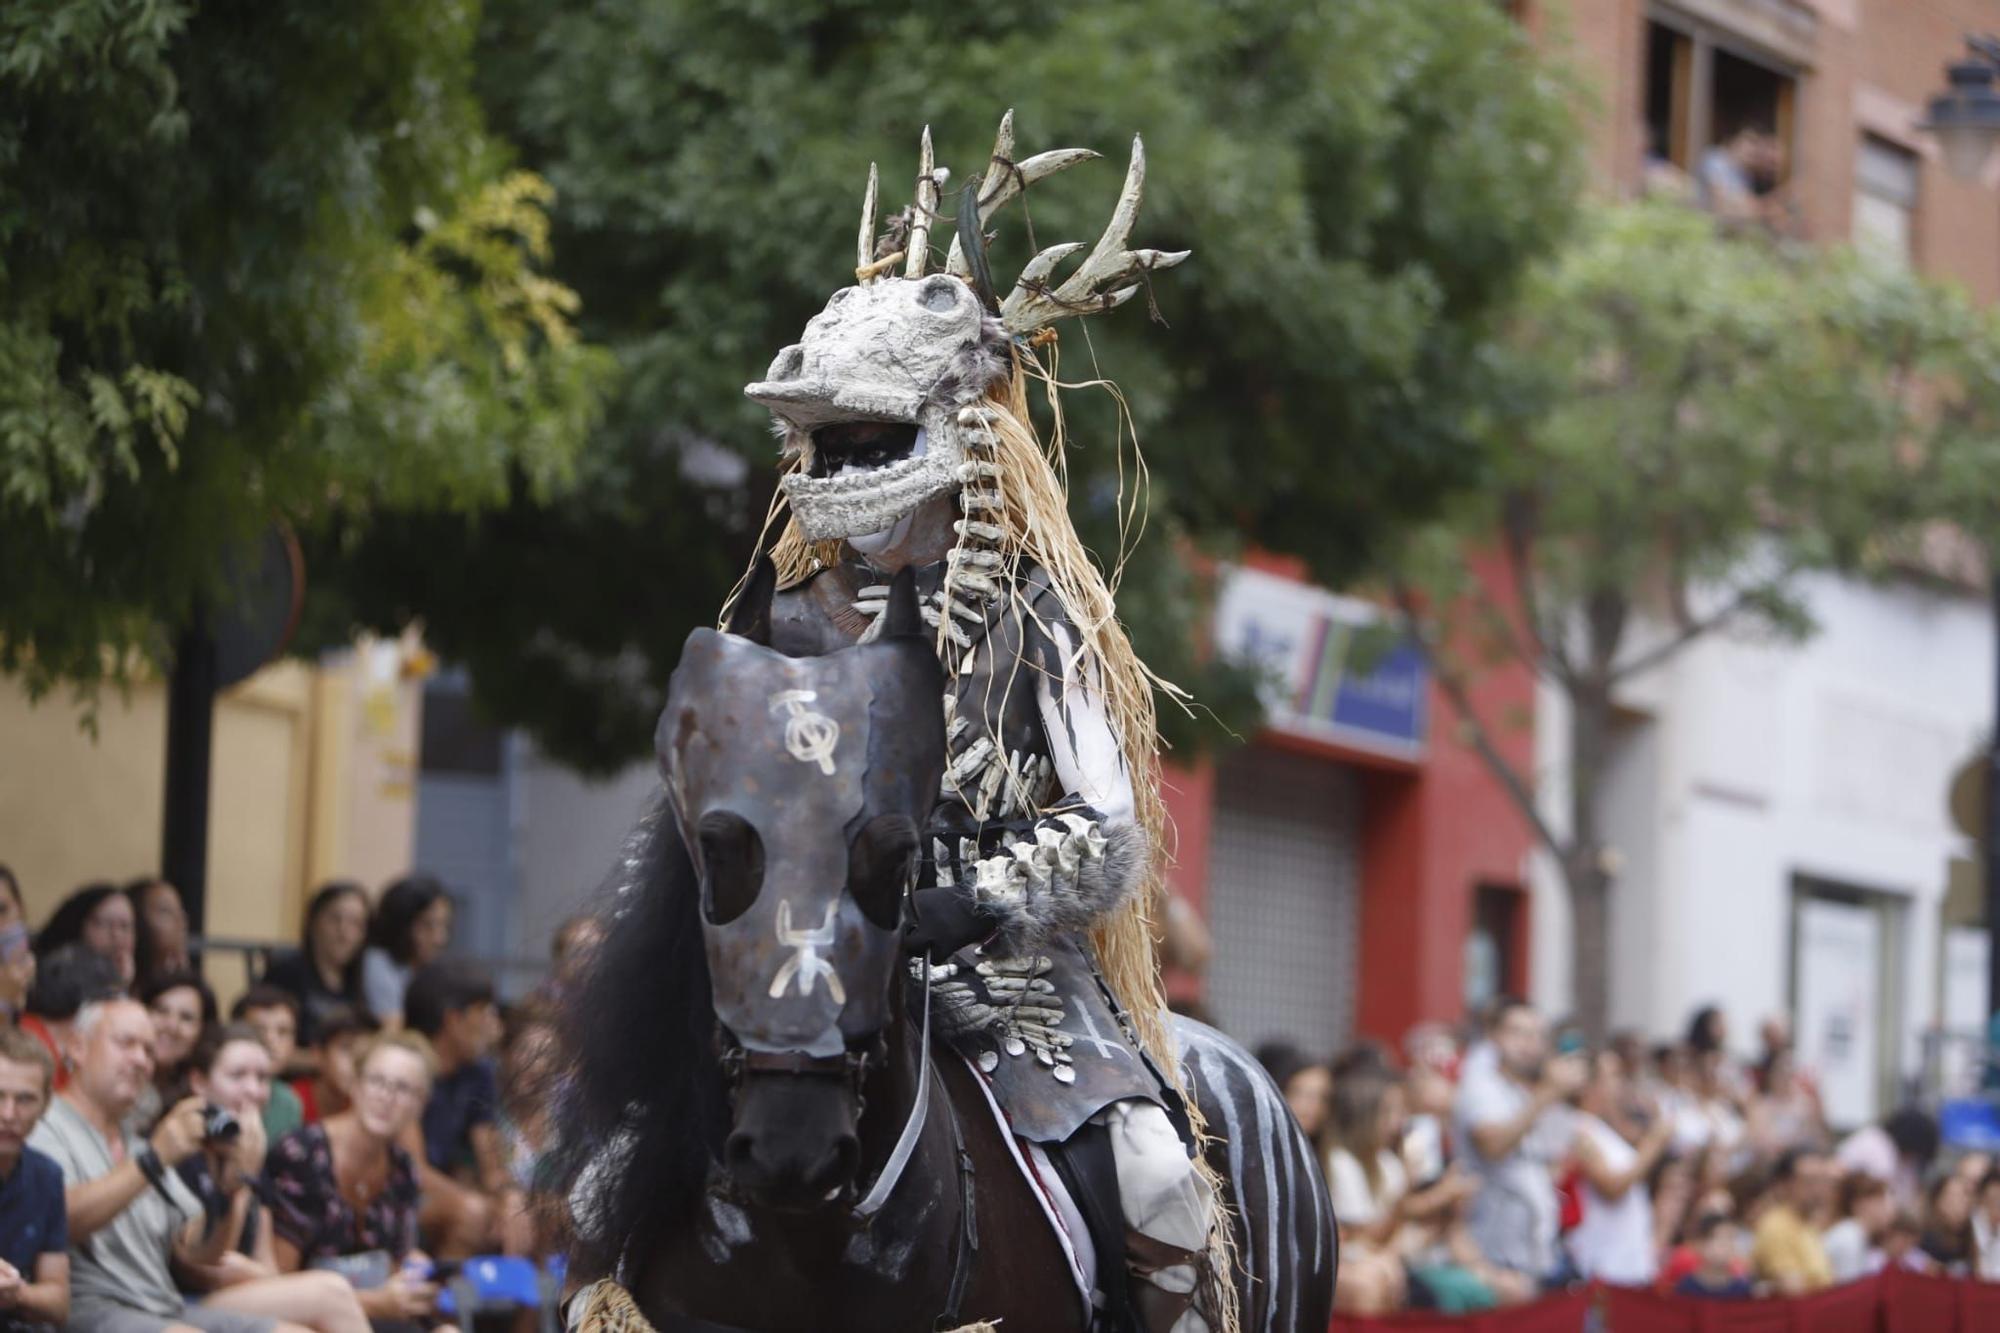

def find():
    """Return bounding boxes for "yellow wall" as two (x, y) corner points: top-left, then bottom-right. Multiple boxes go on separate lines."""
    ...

(0, 643), (422, 1007)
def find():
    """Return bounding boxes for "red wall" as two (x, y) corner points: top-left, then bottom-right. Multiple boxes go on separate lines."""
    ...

(1164, 550), (1539, 1045)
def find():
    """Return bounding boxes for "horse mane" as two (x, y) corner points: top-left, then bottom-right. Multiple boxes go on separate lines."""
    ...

(545, 792), (729, 1282)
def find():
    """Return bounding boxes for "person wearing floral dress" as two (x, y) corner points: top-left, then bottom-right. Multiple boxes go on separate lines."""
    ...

(264, 1032), (456, 1332)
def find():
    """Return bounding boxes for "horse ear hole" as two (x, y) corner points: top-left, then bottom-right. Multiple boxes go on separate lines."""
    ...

(697, 811), (764, 925)
(848, 813), (918, 930)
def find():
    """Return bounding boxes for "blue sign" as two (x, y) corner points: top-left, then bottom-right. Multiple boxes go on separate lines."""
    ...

(1217, 569), (1430, 760)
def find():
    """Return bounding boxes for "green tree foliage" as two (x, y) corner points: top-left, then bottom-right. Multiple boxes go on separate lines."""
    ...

(307, 0), (1579, 773)
(1388, 200), (2000, 1026)
(0, 1), (607, 698)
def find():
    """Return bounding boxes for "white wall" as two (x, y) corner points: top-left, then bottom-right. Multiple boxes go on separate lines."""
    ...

(1548, 570), (1991, 1087)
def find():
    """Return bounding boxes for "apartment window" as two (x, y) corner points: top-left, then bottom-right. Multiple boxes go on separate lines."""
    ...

(1644, 10), (1799, 225)
(1853, 135), (1919, 266)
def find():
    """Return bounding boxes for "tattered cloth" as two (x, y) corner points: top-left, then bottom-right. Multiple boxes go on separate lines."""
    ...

(567, 1279), (1001, 1333)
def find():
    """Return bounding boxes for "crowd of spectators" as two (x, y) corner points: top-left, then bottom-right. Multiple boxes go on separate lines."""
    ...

(0, 862), (592, 1333)
(1258, 996), (2000, 1316)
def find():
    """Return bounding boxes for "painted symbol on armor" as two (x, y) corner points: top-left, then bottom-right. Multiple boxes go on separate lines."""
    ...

(769, 900), (847, 1004)
(769, 690), (839, 775)
(1073, 1006), (1128, 1061)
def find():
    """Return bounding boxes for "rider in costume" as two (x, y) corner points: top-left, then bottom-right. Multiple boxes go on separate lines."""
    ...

(735, 112), (1228, 1333)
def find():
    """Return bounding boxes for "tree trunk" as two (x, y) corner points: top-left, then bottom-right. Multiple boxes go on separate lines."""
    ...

(1567, 675), (1614, 1036)
(1566, 851), (1613, 1037)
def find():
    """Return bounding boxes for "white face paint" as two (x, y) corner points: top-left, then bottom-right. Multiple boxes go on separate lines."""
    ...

(846, 427), (929, 557)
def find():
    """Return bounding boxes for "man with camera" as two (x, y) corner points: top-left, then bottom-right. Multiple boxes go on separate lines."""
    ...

(28, 995), (282, 1333)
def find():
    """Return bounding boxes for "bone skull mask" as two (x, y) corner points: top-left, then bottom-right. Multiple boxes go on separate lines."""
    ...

(743, 113), (1189, 546)
(746, 274), (1007, 544)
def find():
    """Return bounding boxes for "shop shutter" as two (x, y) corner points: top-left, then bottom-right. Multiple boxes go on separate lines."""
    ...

(1205, 745), (1360, 1056)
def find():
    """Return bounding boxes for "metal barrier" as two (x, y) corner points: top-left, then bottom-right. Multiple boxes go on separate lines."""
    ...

(1329, 1271), (2000, 1332)
(191, 936), (551, 1005)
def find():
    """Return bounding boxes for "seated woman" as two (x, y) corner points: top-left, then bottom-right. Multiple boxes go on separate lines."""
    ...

(134, 969), (218, 1132)
(35, 884), (137, 988)
(174, 1024), (370, 1333)
(127, 877), (195, 991)
(262, 884), (372, 1055)
(360, 878), (452, 1032)
(265, 1032), (459, 1333)
(0, 866), (36, 1025)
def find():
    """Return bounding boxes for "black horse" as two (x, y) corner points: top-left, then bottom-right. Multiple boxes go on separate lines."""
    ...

(547, 571), (1333, 1332)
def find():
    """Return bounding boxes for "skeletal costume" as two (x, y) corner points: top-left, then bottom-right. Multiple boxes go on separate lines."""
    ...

(738, 114), (1223, 1333)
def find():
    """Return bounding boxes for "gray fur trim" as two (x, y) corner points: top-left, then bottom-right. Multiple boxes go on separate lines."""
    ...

(980, 817), (1148, 957)
(928, 314), (1012, 408)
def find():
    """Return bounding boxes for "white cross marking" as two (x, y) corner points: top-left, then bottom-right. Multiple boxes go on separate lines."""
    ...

(1073, 1005), (1127, 1061)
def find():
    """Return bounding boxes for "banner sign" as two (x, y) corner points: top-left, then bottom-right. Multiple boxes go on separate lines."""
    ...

(1213, 566), (1429, 762)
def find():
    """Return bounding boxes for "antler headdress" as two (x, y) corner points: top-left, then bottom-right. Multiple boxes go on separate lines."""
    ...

(853, 111), (1190, 334)
(746, 112), (1188, 544)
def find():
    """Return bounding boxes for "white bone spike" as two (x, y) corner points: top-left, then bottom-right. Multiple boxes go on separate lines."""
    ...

(905, 126), (938, 278)
(943, 110), (1100, 277)
(1010, 241), (1085, 293)
(944, 150), (1104, 274)
(1000, 134), (1189, 334)
(856, 161), (880, 278)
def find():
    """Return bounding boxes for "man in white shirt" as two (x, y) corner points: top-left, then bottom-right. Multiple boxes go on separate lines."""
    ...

(1452, 999), (1585, 1285)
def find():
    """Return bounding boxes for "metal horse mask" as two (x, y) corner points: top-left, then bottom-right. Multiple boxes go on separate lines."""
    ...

(654, 570), (944, 1206)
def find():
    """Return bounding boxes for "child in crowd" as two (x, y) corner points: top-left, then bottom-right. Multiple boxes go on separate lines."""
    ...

(1673, 1212), (1755, 1299)
(291, 1006), (378, 1126)
(1880, 1210), (1932, 1273)
(231, 985), (307, 1139)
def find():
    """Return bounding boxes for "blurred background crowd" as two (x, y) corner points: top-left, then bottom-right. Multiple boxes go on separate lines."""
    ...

(1255, 995), (2000, 1317)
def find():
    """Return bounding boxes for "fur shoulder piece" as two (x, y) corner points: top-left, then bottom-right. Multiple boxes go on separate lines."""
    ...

(970, 807), (1149, 956)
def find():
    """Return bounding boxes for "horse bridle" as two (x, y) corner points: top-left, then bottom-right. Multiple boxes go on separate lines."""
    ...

(713, 967), (938, 1219)
(717, 1040), (884, 1100)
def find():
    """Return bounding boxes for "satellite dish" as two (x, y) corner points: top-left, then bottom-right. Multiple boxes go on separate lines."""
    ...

(212, 522), (306, 689)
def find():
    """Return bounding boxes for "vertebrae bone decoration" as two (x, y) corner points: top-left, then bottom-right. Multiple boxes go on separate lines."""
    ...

(855, 110), (1189, 336)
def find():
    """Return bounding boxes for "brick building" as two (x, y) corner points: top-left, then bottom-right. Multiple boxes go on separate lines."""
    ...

(1506, 0), (2000, 1123)
(1547, 0), (2000, 294)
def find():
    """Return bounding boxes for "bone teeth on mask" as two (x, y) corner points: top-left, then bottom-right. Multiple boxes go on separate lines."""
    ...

(960, 491), (1002, 512)
(953, 520), (1005, 541)
(955, 462), (1002, 482)
(951, 548), (1004, 570)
